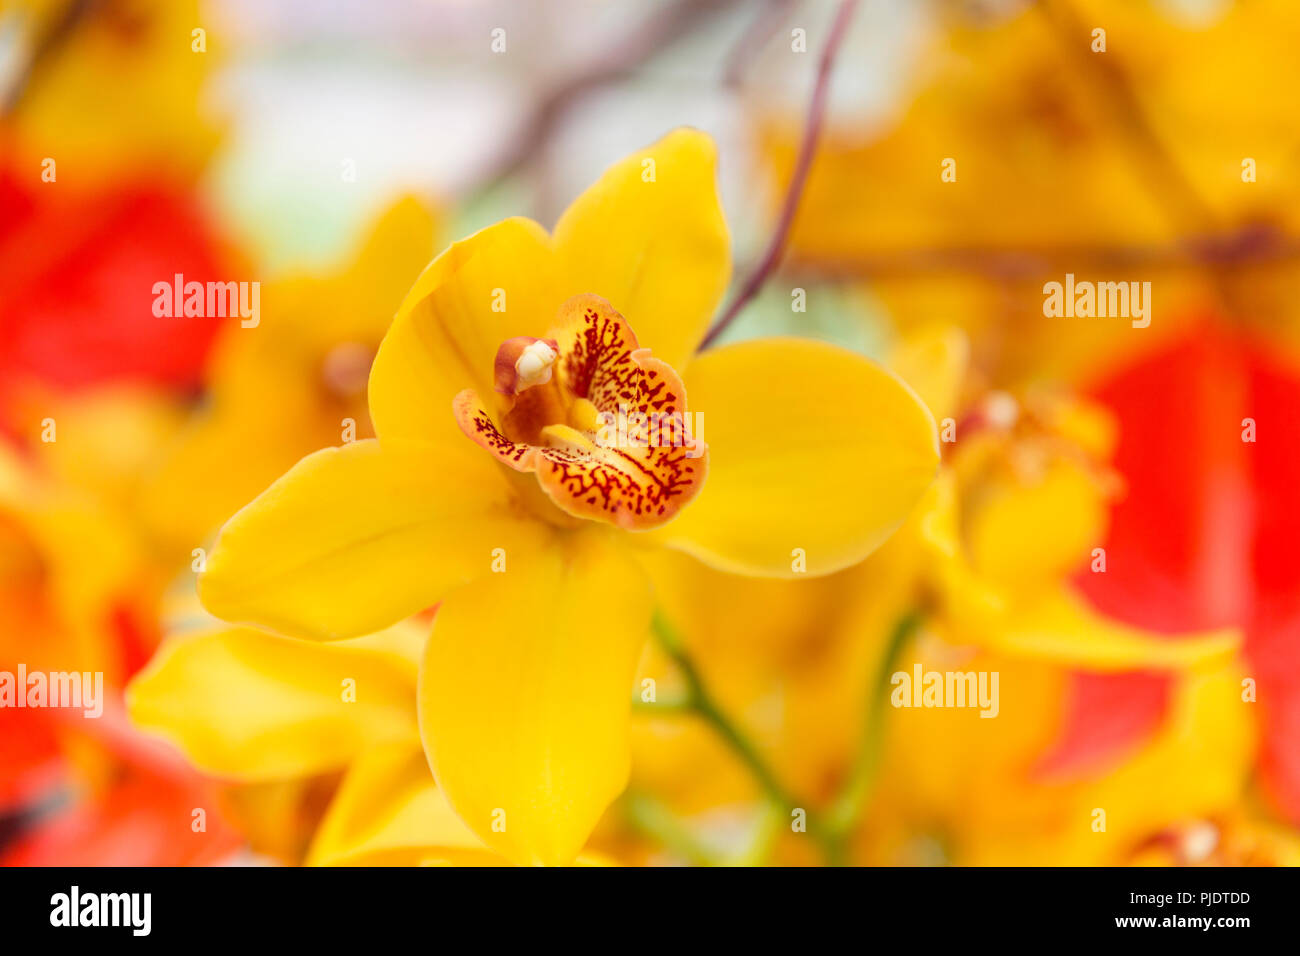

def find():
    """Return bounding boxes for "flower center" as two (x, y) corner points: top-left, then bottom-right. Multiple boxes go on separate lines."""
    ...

(494, 336), (558, 396)
(452, 293), (708, 530)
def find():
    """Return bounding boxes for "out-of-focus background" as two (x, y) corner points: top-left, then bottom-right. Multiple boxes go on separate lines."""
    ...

(2, 0), (1299, 866)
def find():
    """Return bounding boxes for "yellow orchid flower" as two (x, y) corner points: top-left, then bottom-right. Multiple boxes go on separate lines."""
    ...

(916, 422), (1236, 669)
(139, 196), (439, 560)
(885, 328), (1239, 669)
(874, 632), (1254, 866)
(192, 128), (940, 865)
(813, 333), (1257, 864)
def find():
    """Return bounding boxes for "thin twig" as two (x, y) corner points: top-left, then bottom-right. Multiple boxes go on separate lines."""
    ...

(469, 0), (744, 196)
(783, 224), (1300, 281)
(3, 0), (96, 117)
(699, 0), (860, 350)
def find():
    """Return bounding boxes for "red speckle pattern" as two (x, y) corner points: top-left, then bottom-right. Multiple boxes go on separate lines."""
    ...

(452, 294), (706, 530)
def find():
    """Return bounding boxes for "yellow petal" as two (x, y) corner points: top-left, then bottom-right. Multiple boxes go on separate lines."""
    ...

(341, 195), (441, 320)
(126, 625), (419, 780)
(252, 194), (441, 376)
(199, 438), (552, 640)
(307, 741), (495, 866)
(554, 128), (731, 370)
(886, 325), (970, 423)
(990, 588), (1241, 671)
(916, 470), (1009, 629)
(368, 217), (560, 448)
(418, 530), (651, 865)
(656, 338), (939, 577)
(966, 456), (1109, 596)
(0, 445), (141, 677)
(1050, 397), (1119, 463)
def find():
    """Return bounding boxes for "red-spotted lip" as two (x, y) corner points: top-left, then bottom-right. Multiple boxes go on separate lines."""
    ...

(453, 293), (707, 530)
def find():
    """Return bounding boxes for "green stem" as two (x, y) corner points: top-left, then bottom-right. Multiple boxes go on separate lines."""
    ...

(826, 608), (924, 837)
(622, 790), (720, 866)
(641, 606), (924, 864)
(652, 609), (795, 806)
(649, 608), (840, 862)
(631, 692), (691, 713)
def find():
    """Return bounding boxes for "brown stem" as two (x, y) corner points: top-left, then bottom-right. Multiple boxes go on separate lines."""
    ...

(470, 0), (745, 196)
(3, 0), (97, 117)
(699, 0), (860, 351)
(782, 224), (1300, 281)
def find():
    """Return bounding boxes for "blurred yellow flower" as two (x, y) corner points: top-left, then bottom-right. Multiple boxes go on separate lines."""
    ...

(756, 0), (1300, 384)
(860, 331), (1256, 864)
(4, 0), (219, 186)
(886, 328), (1239, 671)
(139, 196), (439, 559)
(875, 635), (1254, 866)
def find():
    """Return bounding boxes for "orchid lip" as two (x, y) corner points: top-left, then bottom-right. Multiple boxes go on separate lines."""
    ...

(454, 294), (709, 530)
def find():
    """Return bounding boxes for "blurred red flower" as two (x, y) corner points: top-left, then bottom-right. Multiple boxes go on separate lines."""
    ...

(0, 158), (231, 415)
(0, 702), (241, 867)
(1072, 323), (1300, 820)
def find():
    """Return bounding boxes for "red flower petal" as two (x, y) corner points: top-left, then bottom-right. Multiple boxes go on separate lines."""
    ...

(0, 161), (231, 407)
(1073, 322), (1300, 817)
(0, 707), (64, 814)
(0, 772), (242, 867)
